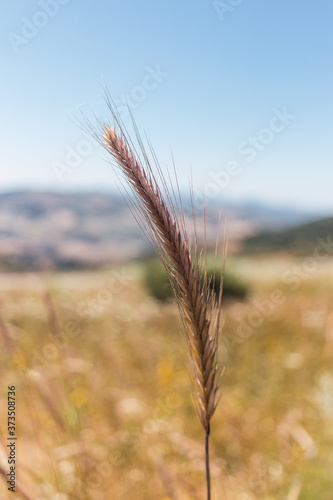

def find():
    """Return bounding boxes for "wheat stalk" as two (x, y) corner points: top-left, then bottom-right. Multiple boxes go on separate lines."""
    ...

(97, 102), (224, 499)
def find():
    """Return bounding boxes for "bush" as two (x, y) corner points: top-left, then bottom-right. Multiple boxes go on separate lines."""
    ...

(143, 260), (173, 301)
(143, 259), (249, 302)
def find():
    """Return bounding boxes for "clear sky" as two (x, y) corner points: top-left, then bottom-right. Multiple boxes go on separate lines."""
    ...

(1, 0), (332, 213)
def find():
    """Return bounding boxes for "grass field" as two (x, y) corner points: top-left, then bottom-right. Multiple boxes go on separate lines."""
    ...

(0, 256), (333, 499)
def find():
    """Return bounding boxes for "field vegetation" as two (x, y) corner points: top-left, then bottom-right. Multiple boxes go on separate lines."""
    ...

(1, 255), (333, 499)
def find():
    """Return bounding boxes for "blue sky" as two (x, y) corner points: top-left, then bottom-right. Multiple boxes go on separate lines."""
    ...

(1, 0), (332, 213)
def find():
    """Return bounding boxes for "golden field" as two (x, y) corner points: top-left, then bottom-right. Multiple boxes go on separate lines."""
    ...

(0, 256), (333, 499)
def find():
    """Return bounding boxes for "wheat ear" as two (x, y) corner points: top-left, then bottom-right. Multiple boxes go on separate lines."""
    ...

(100, 106), (224, 499)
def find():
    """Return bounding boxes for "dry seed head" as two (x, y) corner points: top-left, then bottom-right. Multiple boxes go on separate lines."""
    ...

(102, 115), (224, 431)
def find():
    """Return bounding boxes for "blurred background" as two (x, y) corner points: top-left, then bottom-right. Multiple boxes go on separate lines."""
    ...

(1, 1), (333, 499)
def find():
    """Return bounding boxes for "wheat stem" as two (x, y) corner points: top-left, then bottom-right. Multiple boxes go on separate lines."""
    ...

(98, 104), (224, 498)
(205, 423), (211, 500)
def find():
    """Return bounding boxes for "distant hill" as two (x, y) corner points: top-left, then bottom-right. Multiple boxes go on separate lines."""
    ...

(0, 191), (318, 271)
(0, 191), (148, 271)
(242, 217), (333, 255)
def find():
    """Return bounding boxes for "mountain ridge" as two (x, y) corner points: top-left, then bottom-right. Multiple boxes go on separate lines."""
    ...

(242, 217), (333, 255)
(0, 191), (326, 271)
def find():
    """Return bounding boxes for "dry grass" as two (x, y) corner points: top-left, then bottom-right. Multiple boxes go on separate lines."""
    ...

(100, 107), (227, 497)
(102, 121), (223, 435)
(0, 257), (333, 499)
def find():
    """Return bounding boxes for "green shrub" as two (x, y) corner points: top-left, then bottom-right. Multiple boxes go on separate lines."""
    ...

(143, 259), (249, 302)
(143, 260), (173, 301)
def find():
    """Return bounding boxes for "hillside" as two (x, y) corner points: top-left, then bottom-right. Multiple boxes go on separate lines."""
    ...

(0, 191), (316, 271)
(242, 217), (333, 255)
